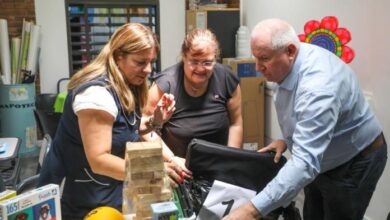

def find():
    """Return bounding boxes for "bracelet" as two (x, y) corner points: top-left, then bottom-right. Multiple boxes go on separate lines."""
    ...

(148, 116), (163, 130)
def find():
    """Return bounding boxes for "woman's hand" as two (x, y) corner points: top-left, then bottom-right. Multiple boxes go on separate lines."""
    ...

(258, 139), (287, 163)
(152, 93), (176, 127)
(164, 156), (192, 187)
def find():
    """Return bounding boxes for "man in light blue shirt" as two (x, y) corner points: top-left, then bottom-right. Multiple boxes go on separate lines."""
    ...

(223, 18), (387, 220)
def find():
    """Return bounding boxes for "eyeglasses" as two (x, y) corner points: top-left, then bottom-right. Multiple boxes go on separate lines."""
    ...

(187, 59), (215, 69)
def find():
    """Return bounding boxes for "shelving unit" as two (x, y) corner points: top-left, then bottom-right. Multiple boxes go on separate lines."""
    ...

(65, 0), (160, 75)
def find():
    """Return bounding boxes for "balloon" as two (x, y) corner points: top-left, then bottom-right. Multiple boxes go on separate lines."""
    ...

(84, 206), (124, 220)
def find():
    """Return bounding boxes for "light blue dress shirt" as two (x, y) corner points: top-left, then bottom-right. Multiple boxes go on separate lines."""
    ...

(251, 43), (382, 215)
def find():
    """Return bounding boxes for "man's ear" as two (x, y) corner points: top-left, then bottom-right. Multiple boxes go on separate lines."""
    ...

(287, 44), (297, 59)
(287, 44), (297, 56)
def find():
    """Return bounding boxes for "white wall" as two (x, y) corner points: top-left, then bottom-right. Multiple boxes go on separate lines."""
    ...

(34, 0), (185, 93)
(35, 0), (69, 93)
(159, 0), (185, 69)
(243, 0), (390, 219)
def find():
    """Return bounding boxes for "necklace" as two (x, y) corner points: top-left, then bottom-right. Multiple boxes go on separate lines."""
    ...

(191, 86), (199, 93)
(184, 77), (208, 97)
(118, 102), (139, 126)
(111, 87), (140, 126)
(190, 84), (208, 96)
(126, 111), (138, 126)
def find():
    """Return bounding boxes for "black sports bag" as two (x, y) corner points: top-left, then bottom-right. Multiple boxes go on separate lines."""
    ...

(186, 138), (286, 192)
(175, 139), (301, 220)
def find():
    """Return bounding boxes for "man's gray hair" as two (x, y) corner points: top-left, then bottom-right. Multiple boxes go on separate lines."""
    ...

(272, 25), (300, 50)
(252, 18), (300, 50)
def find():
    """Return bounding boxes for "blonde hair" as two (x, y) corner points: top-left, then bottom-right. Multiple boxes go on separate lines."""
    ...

(68, 23), (159, 112)
(181, 28), (220, 59)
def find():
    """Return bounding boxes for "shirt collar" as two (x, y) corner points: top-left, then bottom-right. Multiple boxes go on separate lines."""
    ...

(278, 43), (305, 91)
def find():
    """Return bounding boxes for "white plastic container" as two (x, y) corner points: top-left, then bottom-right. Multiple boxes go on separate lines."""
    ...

(235, 26), (251, 58)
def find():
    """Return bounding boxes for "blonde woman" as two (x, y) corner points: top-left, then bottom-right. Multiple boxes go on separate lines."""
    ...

(38, 23), (176, 219)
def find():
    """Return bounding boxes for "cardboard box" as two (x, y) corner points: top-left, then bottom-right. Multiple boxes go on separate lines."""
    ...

(151, 201), (178, 220)
(223, 58), (265, 149)
(240, 77), (265, 149)
(0, 184), (61, 220)
(222, 58), (259, 78)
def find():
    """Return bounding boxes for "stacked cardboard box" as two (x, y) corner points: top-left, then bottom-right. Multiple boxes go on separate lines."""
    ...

(223, 58), (265, 150)
(222, 58), (259, 78)
(123, 142), (171, 220)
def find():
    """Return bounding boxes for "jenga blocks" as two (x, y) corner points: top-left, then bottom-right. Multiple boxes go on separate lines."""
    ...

(123, 142), (172, 219)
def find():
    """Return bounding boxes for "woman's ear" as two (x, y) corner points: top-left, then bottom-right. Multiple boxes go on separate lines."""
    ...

(114, 49), (123, 63)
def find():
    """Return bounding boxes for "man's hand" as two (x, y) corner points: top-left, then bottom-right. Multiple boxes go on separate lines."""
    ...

(222, 202), (261, 220)
(258, 139), (287, 163)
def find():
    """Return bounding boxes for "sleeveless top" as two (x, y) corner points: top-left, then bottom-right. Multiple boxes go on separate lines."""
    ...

(152, 62), (239, 157)
(39, 75), (140, 219)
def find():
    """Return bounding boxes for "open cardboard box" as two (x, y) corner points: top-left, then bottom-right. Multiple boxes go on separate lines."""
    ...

(223, 58), (265, 150)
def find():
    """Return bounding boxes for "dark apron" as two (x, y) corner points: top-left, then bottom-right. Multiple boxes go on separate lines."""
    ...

(39, 76), (140, 219)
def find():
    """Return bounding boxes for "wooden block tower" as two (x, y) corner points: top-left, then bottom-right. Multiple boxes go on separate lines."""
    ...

(123, 142), (172, 220)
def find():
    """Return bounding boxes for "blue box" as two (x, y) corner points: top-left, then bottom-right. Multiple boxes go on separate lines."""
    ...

(236, 62), (259, 77)
(222, 58), (261, 78)
(151, 201), (178, 220)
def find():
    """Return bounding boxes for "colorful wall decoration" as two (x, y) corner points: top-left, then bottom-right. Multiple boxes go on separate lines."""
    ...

(298, 16), (355, 63)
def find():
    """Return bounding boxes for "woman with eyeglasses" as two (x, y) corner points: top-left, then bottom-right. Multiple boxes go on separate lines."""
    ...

(144, 28), (243, 181)
(38, 23), (178, 219)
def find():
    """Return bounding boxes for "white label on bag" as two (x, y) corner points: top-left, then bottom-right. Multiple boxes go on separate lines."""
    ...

(197, 180), (256, 220)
